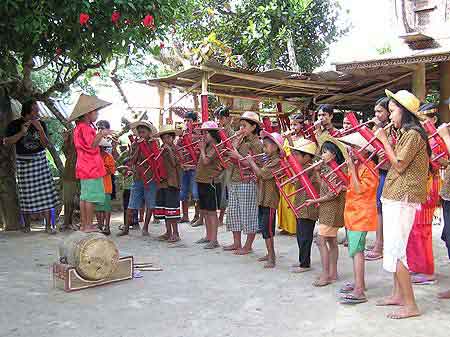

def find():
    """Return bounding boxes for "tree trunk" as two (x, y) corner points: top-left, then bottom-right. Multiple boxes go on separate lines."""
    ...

(0, 93), (20, 230)
(287, 31), (300, 73)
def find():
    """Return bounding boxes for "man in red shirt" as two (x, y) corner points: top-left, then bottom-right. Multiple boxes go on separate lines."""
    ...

(70, 94), (112, 233)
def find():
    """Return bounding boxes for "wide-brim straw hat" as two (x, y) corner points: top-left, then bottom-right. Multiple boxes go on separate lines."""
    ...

(385, 89), (423, 120)
(239, 111), (261, 125)
(157, 124), (181, 137)
(339, 132), (375, 152)
(68, 94), (111, 121)
(129, 120), (158, 135)
(200, 121), (221, 131)
(318, 134), (349, 161)
(260, 130), (285, 156)
(288, 138), (318, 156)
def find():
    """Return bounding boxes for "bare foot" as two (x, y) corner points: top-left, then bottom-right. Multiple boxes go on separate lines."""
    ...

(291, 267), (311, 274)
(387, 306), (420, 319)
(376, 296), (404, 306)
(438, 290), (450, 299)
(264, 260), (276, 268)
(258, 255), (269, 262)
(82, 226), (99, 233)
(223, 244), (240, 251)
(233, 247), (253, 255)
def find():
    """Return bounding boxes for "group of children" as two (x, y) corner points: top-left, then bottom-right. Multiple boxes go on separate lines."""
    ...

(69, 90), (450, 320)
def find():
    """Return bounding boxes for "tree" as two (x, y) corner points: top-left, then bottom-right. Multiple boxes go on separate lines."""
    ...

(0, 0), (180, 230)
(175, 0), (348, 71)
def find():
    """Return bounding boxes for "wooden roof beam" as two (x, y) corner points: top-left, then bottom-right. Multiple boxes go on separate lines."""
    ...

(199, 66), (346, 91)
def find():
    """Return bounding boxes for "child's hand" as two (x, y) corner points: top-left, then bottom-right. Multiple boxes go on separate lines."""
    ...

(229, 148), (241, 160)
(304, 199), (316, 206)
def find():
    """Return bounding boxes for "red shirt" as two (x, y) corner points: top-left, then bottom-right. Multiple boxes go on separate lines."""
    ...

(73, 121), (106, 180)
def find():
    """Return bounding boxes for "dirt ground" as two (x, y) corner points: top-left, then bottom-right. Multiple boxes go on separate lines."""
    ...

(1, 210), (450, 337)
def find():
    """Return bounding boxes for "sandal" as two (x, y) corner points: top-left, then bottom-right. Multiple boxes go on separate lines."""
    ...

(204, 241), (220, 249)
(365, 250), (383, 261)
(156, 233), (170, 241)
(411, 275), (436, 285)
(340, 293), (368, 305)
(195, 237), (210, 244)
(313, 278), (331, 287)
(22, 226), (31, 233)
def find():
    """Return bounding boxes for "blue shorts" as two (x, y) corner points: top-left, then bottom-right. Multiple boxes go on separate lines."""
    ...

(377, 170), (387, 211)
(180, 170), (199, 201)
(128, 180), (157, 209)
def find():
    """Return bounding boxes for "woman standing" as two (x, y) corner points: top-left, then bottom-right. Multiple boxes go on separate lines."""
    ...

(225, 111), (263, 255)
(375, 89), (430, 319)
(277, 113), (305, 235)
(5, 99), (59, 233)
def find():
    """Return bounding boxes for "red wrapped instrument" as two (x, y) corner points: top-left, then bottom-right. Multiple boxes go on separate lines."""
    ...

(345, 112), (389, 176)
(175, 122), (202, 166)
(423, 120), (449, 169)
(136, 139), (167, 184)
(271, 154), (320, 218)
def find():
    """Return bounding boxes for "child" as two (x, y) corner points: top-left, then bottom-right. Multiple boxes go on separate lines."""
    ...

(179, 111), (201, 226)
(117, 161), (134, 231)
(375, 89), (430, 319)
(70, 94), (112, 233)
(117, 121), (158, 236)
(225, 111), (263, 255)
(338, 133), (378, 304)
(95, 138), (116, 235)
(195, 121), (224, 249)
(305, 135), (347, 287)
(245, 131), (283, 268)
(288, 139), (320, 274)
(155, 125), (183, 242)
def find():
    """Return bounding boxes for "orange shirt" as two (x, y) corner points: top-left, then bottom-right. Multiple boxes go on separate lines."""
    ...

(101, 152), (116, 194)
(344, 161), (378, 232)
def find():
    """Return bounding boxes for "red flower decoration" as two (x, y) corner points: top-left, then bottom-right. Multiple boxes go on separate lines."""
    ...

(93, 72), (101, 77)
(159, 42), (165, 49)
(55, 48), (62, 55)
(79, 13), (90, 26)
(111, 11), (121, 24)
(124, 19), (131, 25)
(142, 14), (155, 28)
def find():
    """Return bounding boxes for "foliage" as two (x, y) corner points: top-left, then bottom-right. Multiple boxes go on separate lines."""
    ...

(376, 43), (392, 55)
(0, 0), (180, 101)
(175, 0), (348, 71)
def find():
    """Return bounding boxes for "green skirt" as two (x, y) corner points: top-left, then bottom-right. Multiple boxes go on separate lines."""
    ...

(96, 194), (112, 212)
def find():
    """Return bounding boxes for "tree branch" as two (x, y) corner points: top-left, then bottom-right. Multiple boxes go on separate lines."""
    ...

(41, 60), (104, 98)
(42, 98), (71, 130)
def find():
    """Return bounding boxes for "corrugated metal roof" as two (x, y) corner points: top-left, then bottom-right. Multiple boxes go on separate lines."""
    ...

(10, 98), (70, 120)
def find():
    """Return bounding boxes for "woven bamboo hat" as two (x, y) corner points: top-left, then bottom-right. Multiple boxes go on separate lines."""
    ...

(385, 89), (423, 120)
(129, 120), (158, 135)
(339, 132), (375, 152)
(157, 124), (181, 137)
(68, 94), (111, 121)
(239, 111), (261, 125)
(318, 133), (349, 161)
(260, 130), (285, 156)
(289, 138), (318, 156)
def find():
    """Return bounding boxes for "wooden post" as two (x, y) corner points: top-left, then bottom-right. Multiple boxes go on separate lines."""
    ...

(168, 90), (173, 124)
(193, 94), (199, 113)
(439, 61), (450, 123)
(411, 63), (426, 102)
(158, 86), (165, 128)
(201, 72), (209, 122)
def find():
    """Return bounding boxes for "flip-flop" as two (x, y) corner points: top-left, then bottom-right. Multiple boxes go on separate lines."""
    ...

(136, 267), (163, 272)
(365, 251), (383, 261)
(339, 282), (355, 294)
(204, 241), (220, 249)
(156, 234), (170, 241)
(313, 279), (331, 287)
(340, 293), (368, 305)
(411, 275), (436, 285)
(291, 267), (311, 274)
(195, 238), (210, 244)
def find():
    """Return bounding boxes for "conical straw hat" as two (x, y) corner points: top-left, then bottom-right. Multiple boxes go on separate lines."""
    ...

(68, 94), (111, 121)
